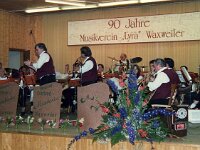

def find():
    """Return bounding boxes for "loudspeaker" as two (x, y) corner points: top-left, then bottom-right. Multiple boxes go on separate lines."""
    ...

(171, 105), (188, 137)
(173, 105), (188, 123)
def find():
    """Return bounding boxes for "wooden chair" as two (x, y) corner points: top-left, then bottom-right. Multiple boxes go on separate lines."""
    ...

(151, 84), (178, 132)
(152, 84), (178, 108)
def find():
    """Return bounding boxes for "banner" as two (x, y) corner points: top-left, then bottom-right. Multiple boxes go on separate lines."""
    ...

(68, 12), (200, 45)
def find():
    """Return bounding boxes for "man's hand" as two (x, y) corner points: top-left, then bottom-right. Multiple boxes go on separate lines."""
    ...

(24, 60), (31, 66)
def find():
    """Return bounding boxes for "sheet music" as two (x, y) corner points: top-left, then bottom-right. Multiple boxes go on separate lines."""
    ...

(176, 70), (186, 83)
(0, 77), (7, 80)
(181, 67), (192, 82)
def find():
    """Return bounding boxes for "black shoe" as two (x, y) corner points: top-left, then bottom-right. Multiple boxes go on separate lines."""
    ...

(20, 112), (26, 116)
(29, 111), (33, 115)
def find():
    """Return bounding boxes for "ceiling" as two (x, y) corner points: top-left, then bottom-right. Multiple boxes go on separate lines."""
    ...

(0, 0), (194, 13)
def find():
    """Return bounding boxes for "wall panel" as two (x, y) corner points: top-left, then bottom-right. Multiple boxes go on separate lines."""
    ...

(0, 11), (42, 67)
(0, 1), (200, 73)
(42, 1), (200, 73)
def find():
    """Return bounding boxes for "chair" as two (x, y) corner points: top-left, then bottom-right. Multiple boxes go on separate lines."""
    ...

(152, 83), (178, 108)
(151, 84), (178, 132)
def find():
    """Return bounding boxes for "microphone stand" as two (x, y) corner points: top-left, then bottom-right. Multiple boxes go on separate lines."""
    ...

(30, 30), (36, 45)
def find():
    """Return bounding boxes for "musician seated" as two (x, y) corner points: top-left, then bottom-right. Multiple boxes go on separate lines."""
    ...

(147, 58), (172, 107)
(132, 64), (143, 84)
(143, 59), (156, 83)
(149, 59), (156, 75)
(97, 64), (104, 82)
(0, 62), (6, 78)
(114, 53), (129, 73)
(177, 66), (198, 87)
(177, 65), (199, 105)
(18, 65), (35, 115)
(189, 91), (200, 109)
(61, 63), (79, 113)
(164, 58), (180, 86)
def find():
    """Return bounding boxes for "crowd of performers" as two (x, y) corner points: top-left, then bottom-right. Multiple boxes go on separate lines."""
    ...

(0, 43), (199, 115)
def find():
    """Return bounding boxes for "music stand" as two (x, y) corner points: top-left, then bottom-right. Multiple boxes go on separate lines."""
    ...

(180, 66), (193, 105)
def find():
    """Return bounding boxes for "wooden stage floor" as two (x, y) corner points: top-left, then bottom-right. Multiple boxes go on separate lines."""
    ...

(0, 122), (199, 150)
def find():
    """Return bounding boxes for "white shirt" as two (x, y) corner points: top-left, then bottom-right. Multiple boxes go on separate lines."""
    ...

(79, 57), (94, 74)
(147, 67), (170, 91)
(33, 51), (50, 70)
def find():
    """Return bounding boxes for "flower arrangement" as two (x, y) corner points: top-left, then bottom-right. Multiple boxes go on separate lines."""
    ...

(4, 116), (14, 128)
(13, 115), (24, 129)
(25, 115), (34, 130)
(46, 120), (56, 128)
(60, 118), (84, 132)
(37, 118), (46, 131)
(68, 69), (174, 148)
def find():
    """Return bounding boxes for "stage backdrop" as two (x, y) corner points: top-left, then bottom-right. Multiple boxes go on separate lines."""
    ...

(68, 12), (200, 45)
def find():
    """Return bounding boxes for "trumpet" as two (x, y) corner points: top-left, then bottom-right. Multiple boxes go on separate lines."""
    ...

(73, 57), (85, 67)
(137, 72), (156, 90)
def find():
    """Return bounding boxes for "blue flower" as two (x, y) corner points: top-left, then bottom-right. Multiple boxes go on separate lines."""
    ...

(128, 70), (138, 91)
(118, 107), (127, 119)
(107, 79), (119, 94)
(132, 109), (142, 121)
(111, 126), (122, 136)
(134, 92), (140, 105)
(75, 135), (81, 141)
(126, 122), (135, 144)
(152, 120), (160, 128)
(142, 108), (174, 121)
(81, 131), (87, 137)
(107, 117), (118, 128)
(89, 128), (95, 134)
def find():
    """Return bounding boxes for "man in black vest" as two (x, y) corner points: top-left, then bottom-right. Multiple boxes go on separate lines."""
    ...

(62, 46), (98, 113)
(147, 58), (171, 106)
(164, 57), (180, 85)
(79, 46), (98, 86)
(24, 43), (56, 85)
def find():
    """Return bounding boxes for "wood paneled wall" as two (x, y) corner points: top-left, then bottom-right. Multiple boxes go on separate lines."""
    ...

(42, 1), (200, 73)
(0, 132), (200, 150)
(0, 11), (42, 67)
(0, 1), (200, 73)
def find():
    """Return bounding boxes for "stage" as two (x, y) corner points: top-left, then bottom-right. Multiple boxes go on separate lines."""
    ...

(0, 122), (199, 150)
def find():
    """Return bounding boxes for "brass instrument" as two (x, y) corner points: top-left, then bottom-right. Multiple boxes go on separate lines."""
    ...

(73, 56), (85, 67)
(138, 72), (155, 87)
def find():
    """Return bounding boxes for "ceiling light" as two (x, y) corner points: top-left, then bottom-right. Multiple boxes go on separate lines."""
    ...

(25, 7), (60, 13)
(45, 0), (86, 7)
(99, 0), (138, 7)
(140, 0), (170, 3)
(61, 4), (97, 10)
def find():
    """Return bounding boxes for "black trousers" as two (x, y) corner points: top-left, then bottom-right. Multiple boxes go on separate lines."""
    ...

(62, 87), (77, 112)
(18, 87), (30, 108)
(81, 80), (97, 86)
